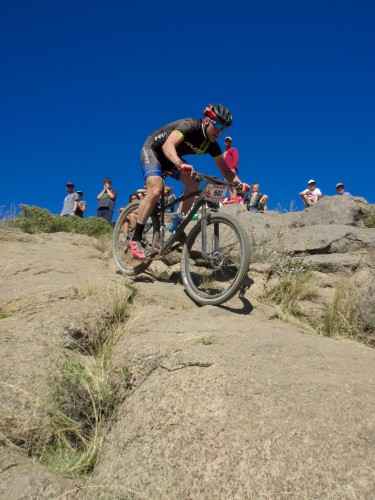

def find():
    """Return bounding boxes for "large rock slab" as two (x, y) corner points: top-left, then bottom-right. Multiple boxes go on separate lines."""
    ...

(0, 230), (123, 480)
(307, 251), (374, 272)
(92, 304), (375, 498)
(275, 225), (375, 254)
(0, 230), (114, 306)
(0, 196), (374, 499)
(0, 447), (79, 499)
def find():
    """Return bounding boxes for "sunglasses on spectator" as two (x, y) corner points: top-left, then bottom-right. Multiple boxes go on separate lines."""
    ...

(210, 119), (226, 131)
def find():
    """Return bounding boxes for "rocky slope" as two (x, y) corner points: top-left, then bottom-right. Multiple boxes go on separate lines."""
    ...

(0, 195), (374, 499)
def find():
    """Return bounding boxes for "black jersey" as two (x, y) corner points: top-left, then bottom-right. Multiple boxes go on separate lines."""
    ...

(145, 118), (222, 160)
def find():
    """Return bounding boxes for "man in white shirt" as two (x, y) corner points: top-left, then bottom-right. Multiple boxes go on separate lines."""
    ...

(299, 179), (322, 207)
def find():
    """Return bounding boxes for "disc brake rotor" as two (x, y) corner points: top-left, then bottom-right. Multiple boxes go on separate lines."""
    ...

(210, 251), (224, 269)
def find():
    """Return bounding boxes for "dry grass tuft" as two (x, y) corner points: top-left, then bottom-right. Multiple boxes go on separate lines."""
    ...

(262, 254), (317, 325)
(320, 277), (375, 345)
(69, 282), (96, 300)
(0, 307), (10, 319)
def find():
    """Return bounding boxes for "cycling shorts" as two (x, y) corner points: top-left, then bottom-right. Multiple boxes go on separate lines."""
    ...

(141, 144), (181, 181)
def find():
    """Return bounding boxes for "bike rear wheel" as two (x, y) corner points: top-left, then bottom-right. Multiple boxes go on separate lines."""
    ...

(181, 213), (250, 305)
(112, 201), (160, 276)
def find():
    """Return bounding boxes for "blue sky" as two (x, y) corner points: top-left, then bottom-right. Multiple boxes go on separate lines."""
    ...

(1, 0), (374, 220)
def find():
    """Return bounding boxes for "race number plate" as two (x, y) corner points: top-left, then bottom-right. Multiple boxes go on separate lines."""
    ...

(205, 183), (226, 202)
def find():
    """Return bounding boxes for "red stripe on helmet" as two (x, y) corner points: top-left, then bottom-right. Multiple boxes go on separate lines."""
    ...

(203, 106), (218, 121)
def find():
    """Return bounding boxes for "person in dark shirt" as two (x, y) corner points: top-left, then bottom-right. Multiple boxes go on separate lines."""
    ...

(96, 177), (118, 223)
(73, 190), (87, 217)
(129, 103), (248, 260)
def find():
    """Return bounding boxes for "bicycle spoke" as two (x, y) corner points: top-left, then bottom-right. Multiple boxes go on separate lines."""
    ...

(181, 213), (250, 305)
(112, 202), (158, 276)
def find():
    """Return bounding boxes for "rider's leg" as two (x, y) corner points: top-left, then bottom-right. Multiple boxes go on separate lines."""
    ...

(130, 179), (160, 258)
(131, 175), (162, 247)
(130, 168), (163, 259)
(135, 176), (163, 227)
(179, 172), (199, 214)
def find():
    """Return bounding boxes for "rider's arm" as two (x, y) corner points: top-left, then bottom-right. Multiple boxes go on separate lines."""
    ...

(162, 131), (184, 164)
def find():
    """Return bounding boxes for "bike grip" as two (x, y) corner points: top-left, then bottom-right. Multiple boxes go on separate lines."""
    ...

(175, 160), (194, 174)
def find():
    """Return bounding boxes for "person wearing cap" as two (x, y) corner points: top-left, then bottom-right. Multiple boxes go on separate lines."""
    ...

(223, 136), (240, 201)
(335, 183), (351, 196)
(60, 182), (79, 216)
(299, 179), (322, 208)
(73, 190), (87, 217)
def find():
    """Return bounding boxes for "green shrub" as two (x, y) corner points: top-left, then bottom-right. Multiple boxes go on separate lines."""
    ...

(14, 205), (112, 237)
(366, 212), (375, 228)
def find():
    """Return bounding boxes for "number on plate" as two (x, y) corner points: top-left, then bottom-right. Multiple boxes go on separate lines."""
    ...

(205, 184), (226, 202)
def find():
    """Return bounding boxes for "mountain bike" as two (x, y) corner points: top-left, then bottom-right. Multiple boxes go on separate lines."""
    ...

(112, 172), (251, 306)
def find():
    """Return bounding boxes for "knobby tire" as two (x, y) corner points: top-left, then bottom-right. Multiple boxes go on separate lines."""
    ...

(112, 201), (159, 276)
(181, 212), (251, 305)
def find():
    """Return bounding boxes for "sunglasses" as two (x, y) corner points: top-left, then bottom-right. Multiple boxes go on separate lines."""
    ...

(210, 119), (226, 131)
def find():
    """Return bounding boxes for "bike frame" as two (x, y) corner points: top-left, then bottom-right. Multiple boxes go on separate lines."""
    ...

(153, 173), (231, 257)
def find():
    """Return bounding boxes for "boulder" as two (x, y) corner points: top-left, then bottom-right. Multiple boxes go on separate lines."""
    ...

(275, 225), (375, 254)
(296, 195), (373, 227)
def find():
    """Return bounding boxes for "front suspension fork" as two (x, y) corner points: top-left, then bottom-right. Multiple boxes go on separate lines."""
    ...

(200, 206), (219, 258)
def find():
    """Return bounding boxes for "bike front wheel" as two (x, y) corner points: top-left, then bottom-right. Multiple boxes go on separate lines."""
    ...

(181, 213), (251, 305)
(112, 201), (160, 276)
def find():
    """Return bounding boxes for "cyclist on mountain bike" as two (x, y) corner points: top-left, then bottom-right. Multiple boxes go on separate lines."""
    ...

(129, 103), (248, 260)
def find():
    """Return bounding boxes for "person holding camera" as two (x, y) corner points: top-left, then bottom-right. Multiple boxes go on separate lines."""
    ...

(73, 190), (87, 218)
(96, 177), (118, 223)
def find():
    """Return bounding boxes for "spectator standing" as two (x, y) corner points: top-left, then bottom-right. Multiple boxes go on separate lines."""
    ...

(97, 177), (118, 223)
(223, 136), (240, 200)
(336, 183), (351, 196)
(60, 182), (78, 217)
(73, 190), (87, 217)
(299, 179), (322, 207)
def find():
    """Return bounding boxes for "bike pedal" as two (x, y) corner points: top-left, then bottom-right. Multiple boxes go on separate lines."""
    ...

(145, 244), (161, 259)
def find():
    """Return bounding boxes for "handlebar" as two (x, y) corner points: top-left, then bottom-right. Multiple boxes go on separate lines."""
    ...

(192, 171), (239, 188)
(162, 169), (240, 189)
